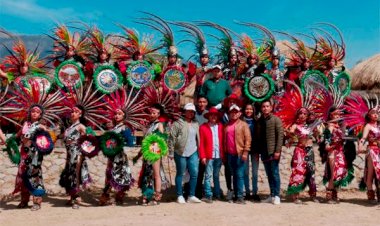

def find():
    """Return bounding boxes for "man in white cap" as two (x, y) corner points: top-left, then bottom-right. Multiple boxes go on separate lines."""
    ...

(200, 65), (232, 107)
(168, 103), (202, 204)
(224, 104), (251, 204)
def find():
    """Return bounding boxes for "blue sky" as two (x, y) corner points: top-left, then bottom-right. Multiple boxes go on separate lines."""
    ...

(0, 0), (379, 68)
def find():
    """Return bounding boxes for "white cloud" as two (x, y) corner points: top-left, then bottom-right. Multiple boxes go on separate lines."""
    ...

(0, 0), (98, 23)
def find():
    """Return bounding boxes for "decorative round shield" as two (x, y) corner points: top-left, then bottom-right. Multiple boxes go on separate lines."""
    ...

(300, 70), (328, 94)
(55, 60), (84, 88)
(127, 61), (155, 88)
(334, 71), (351, 97)
(78, 135), (100, 158)
(93, 65), (123, 94)
(141, 134), (168, 163)
(32, 129), (54, 155)
(244, 73), (275, 102)
(162, 66), (187, 92)
(23, 73), (54, 93)
(100, 131), (124, 158)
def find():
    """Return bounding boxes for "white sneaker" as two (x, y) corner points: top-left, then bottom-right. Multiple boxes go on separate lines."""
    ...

(177, 196), (186, 204)
(273, 196), (281, 205)
(188, 196), (202, 203)
(262, 196), (274, 203)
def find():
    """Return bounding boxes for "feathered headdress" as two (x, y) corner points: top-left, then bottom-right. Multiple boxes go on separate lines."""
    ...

(310, 83), (345, 122)
(103, 86), (149, 130)
(62, 81), (110, 130)
(7, 81), (69, 126)
(141, 82), (180, 121)
(277, 31), (317, 68)
(136, 12), (177, 57)
(235, 22), (276, 60)
(88, 27), (114, 62)
(113, 24), (160, 61)
(344, 93), (380, 136)
(313, 23), (346, 69)
(197, 21), (238, 65)
(274, 80), (315, 128)
(173, 22), (209, 61)
(49, 24), (91, 61)
(2, 39), (46, 77)
(239, 33), (270, 64)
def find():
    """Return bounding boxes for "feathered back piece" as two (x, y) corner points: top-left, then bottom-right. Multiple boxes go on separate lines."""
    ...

(136, 12), (177, 56)
(2, 39), (46, 76)
(311, 83), (345, 122)
(88, 27), (114, 61)
(277, 31), (316, 67)
(141, 82), (180, 121)
(197, 21), (237, 64)
(7, 81), (69, 126)
(344, 93), (379, 135)
(0, 85), (23, 126)
(313, 23), (346, 69)
(239, 34), (270, 64)
(274, 80), (314, 128)
(173, 22), (208, 60)
(62, 81), (110, 130)
(50, 24), (91, 61)
(103, 86), (149, 130)
(113, 24), (159, 61)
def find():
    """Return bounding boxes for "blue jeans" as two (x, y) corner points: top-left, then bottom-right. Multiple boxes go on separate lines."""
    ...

(174, 152), (199, 197)
(227, 154), (246, 199)
(262, 157), (280, 197)
(243, 155), (250, 195)
(204, 158), (222, 198)
(251, 153), (260, 194)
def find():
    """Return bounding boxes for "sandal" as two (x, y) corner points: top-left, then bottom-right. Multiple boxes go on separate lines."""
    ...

(31, 204), (41, 211)
(72, 199), (80, 209)
(153, 192), (162, 205)
(142, 197), (148, 206)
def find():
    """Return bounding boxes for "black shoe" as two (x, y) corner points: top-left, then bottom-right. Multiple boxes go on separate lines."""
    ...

(252, 194), (261, 202)
(234, 198), (246, 205)
(203, 197), (213, 204)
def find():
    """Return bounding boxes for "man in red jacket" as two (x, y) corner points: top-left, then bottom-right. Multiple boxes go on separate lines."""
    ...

(199, 107), (224, 203)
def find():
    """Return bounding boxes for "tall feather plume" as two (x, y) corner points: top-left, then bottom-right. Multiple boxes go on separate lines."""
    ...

(136, 12), (175, 55)
(197, 21), (236, 64)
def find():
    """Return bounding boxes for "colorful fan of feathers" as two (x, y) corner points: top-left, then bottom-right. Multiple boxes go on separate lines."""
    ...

(7, 81), (69, 126)
(61, 81), (110, 130)
(141, 83), (180, 121)
(344, 93), (379, 136)
(103, 86), (149, 131)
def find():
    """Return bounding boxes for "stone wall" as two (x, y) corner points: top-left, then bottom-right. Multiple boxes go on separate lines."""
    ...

(0, 143), (366, 196)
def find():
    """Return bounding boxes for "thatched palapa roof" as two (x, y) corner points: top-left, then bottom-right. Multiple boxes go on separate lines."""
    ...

(351, 54), (380, 92)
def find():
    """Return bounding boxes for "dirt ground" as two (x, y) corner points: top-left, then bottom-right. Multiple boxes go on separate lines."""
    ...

(0, 188), (379, 226)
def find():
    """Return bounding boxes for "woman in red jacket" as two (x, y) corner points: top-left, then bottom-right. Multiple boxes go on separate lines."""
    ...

(199, 107), (224, 203)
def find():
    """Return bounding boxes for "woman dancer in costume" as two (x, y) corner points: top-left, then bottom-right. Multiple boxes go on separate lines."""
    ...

(275, 81), (318, 203)
(60, 81), (109, 209)
(314, 86), (354, 203)
(345, 93), (380, 203)
(10, 81), (67, 210)
(99, 86), (148, 205)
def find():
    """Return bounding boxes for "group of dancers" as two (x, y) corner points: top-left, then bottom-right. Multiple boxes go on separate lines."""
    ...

(0, 12), (378, 210)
